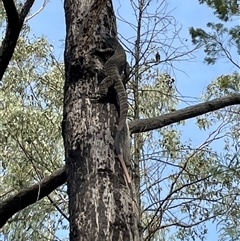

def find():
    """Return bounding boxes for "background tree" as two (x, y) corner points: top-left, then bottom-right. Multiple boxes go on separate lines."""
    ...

(186, 1), (240, 239)
(0, 0), (240, 240)
(0, 0), (68, 239)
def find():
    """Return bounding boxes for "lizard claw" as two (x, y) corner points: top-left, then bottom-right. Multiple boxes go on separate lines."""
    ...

(96, 86), (108, 97)
(92, 90), (108, 101)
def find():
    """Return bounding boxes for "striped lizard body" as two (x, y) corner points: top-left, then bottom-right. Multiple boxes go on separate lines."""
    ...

(98, 41), (131, 185)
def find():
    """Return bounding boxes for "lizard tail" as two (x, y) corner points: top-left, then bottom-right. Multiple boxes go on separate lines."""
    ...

(114, 129), (131, 184)
(114, 129), (122, 156)
(118, 154), (131, 184)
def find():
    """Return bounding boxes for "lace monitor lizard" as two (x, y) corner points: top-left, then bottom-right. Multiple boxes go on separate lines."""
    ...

(97, 38), (133, 201)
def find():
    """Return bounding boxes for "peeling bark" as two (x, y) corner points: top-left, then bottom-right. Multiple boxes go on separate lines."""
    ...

(63, 0), (141, 240)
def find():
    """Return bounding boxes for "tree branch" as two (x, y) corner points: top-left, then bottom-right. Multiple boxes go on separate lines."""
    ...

(19, 0), (35, 19)
(2, 0), (19, 25)
(0, 0), (35, 79)
(0, 167), (66, 228)
(1, 94), (240, 227)
(129, 93), (240, 134)
(25, 0), (48, 22)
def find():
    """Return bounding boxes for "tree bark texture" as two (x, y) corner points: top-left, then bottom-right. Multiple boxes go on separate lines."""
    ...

(63, 0), (141, 240)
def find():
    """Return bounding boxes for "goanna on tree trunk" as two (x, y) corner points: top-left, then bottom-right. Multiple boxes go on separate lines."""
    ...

(63, 0), (141, 240)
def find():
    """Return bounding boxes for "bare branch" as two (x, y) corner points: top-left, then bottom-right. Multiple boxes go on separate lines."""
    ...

(25, 0), (48, 22)
(47, 195), (69, 221)
(19, 0), (35, 19)
(0, 167), (66, 228)
(1, 94), (239, 228)
(129, 93), (240, 134)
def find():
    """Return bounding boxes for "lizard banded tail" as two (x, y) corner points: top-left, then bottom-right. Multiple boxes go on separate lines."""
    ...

(98, 39), (132, 187)
(113, 71), (128, 158)
(99, 39), (136, 211)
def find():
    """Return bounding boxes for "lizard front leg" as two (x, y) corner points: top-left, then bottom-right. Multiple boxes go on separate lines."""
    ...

(96, 76), (115, 98)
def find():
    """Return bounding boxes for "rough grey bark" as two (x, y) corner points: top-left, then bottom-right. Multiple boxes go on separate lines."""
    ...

(63, 0), (141, 240)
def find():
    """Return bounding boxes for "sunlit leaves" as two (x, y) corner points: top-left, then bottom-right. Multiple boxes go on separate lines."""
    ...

(204, 72), (240, 99)
(0, 26), (66, 240)
(138, 72), (177, 118)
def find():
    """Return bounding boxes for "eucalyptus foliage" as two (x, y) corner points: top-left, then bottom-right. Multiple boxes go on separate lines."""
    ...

(187, 1), (240, 240)
(134, 1), (240, 240)
(1, 0), (240, 240)
(198, 0), (239, 21)
(0, 25), (67, 240)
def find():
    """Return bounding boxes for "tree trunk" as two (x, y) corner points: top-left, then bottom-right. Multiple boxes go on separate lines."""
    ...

(63, 0), (141, 240)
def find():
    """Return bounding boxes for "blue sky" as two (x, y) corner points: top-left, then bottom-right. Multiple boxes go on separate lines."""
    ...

(26, 0), (238, 240)
(28, 0), (237, 97)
